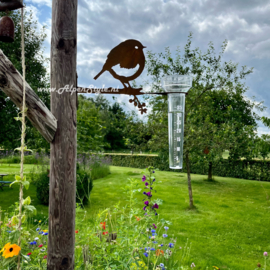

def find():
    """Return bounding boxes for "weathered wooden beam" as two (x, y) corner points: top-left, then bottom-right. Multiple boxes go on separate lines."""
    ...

(48, 0), (77, 269)
(0, 49), (57, 143)
(0, 0), (23, 11)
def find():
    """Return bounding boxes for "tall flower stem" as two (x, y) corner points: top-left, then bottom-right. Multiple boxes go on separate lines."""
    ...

(17, 6), (26, 270)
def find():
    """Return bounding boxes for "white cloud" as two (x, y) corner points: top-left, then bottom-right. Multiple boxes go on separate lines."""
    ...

(26, 0), (51, 7)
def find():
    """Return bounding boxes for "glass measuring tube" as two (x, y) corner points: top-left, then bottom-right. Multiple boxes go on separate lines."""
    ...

(168, 94), (185, 169)
(163, 75), (192, 169)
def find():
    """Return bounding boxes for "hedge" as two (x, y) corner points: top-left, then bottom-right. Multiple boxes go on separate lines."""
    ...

(105, 154), (270, 181)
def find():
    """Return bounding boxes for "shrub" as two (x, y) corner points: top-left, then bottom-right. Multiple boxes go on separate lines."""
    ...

(90, 160), (111, 180)
(36, 170), (50, 205)
(36, 164), (93, 205)
(76, 163), (93, 205)
(77, 153), (111, 180)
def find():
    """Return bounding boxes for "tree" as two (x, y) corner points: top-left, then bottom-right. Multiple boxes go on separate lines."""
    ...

(145, 32), (260, 208)
(0, 8), (49, 150)
(187, 87), (261, 180)
(254, 134), (270, 160)
(77, 95), (106, 153)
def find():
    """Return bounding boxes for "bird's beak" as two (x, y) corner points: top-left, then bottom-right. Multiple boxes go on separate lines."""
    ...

(143, 46), (147, 49)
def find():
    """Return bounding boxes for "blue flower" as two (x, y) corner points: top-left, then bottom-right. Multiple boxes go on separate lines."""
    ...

(162, 234), (168, 238)
(43, 232), (48, 236)
(160, 263), (164, 267)
(153, 241), (158, 244)
(150, 248), (155, 251)
(160, 244), (164, 247)
(164, 226), (169, 231)
(151, 229), (156, 233)
(33, 241), (37, 245)
(168, 243), (174, 248)
(29, 242), (34, 245)
(39, 231), (43, 235)
(36, 228), (40, 231)
(8, 231), (12, 233)
(143, 252), (148, 257)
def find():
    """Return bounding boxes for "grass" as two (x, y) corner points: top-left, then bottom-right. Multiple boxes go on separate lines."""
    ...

(1, 164), (270, 269)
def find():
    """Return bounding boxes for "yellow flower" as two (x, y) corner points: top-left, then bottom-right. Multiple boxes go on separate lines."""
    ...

(0, 243), (21, 258)
(39, 220), (41, 223)
(43, 230), (48, 233)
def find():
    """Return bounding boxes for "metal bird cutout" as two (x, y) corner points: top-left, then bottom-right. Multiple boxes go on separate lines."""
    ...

(93, 39), (147, 114)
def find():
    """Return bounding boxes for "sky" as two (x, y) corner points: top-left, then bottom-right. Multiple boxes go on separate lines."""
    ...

(24, 0), (270, 135)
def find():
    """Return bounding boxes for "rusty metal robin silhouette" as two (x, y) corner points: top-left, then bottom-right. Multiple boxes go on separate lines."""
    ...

(94, 39), (146, 88)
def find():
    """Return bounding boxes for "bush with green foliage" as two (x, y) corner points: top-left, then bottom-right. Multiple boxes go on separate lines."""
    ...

(106, 154), (270, 181)
(78, 153), (111, 180)
(35, 164), (93, 205)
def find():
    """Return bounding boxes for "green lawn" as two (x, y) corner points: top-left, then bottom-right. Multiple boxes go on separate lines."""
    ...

(1, 165), (270, 269)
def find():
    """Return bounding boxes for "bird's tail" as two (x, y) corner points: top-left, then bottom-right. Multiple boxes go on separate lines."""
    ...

(94, 69), (105, 80)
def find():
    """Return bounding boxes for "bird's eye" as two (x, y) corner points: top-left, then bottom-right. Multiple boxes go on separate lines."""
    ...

(135, 46), (138, 49)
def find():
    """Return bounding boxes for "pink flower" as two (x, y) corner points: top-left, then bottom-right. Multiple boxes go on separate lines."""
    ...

(264, 252), (268, 256)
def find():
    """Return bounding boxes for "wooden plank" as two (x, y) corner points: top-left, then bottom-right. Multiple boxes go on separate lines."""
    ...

(47, 0), (77, 269)
(0, 0), (23, 11)
(0, 49), (57, 143)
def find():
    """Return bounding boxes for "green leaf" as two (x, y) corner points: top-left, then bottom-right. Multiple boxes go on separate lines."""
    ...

(23, 196), (31, 205)
(23, 205), (37, 215)
(15, 175), (21, 181)
(10, 180), (21, 188)
(22, 181), (30, 190)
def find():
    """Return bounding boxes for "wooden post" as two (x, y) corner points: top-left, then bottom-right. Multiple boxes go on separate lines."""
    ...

(0, 49), (57, 143)
(48, 0), (77, 269)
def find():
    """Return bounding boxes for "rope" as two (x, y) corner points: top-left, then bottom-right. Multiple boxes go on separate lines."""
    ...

(17, 6), (26, 270)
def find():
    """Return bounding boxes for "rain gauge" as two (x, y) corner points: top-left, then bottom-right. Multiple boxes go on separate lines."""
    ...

(163, 75), (192, 169)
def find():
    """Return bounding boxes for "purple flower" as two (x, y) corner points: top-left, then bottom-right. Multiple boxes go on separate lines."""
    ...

(145, 182), (149, 186)
(143, 192), (146, 195)
(155, 212), (158, 216)
(144, 201), (149, 206)
(153, 171), (155, 173)
(143, 252), (148, 257)
(164, 226), (169, 231)
(264, 252), (268, 256)
(162, 234), (168, 238)
(153, 224), (157, 229)
(146, 192), (152, 197)
(168, 243), (174, 248)
(153, 203), (159, 209)
(142, 175), (146, 182)
(153, 178), (155, 182)
(143, 206), (146, 211)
